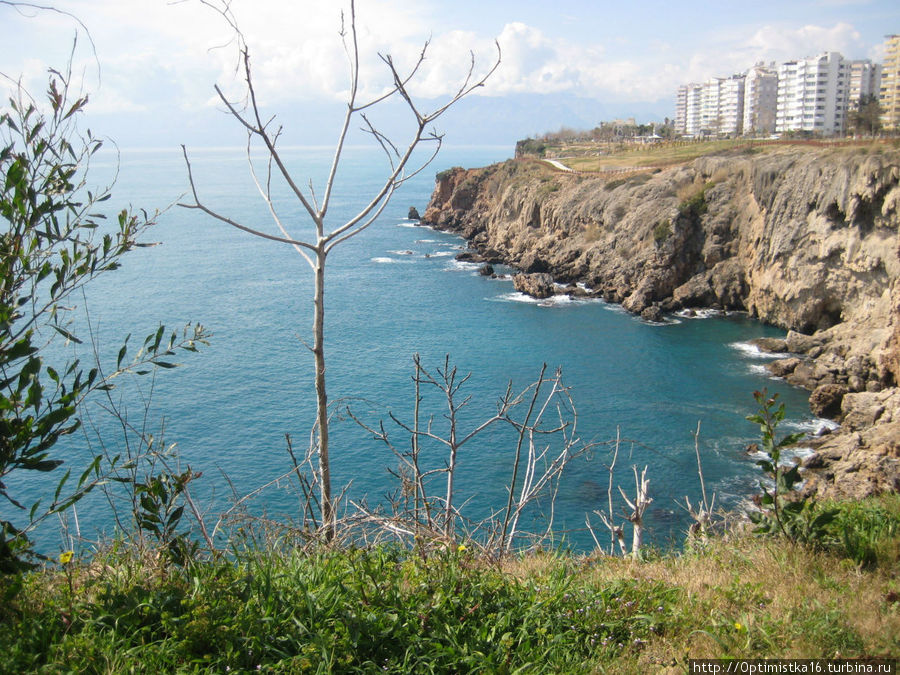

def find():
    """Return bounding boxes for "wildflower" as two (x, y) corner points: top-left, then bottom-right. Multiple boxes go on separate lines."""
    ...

(734, 621), (745, 632)
(457, 544), (467, 553)
(59, 550), (74, 565)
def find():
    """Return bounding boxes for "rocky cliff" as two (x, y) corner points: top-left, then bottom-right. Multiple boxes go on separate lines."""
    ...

(423, 145), (900, 499)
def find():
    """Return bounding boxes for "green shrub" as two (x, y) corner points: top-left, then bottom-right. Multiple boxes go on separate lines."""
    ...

(677, 189), (708, 218)
(653, 220), (671, 244)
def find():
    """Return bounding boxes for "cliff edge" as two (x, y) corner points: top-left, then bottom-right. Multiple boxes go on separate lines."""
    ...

(423, 145), (900, 500)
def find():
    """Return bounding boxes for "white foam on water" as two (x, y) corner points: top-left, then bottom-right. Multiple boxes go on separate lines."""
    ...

(492, 292), (598, 307)
(600, 302), (628, 315)
(388, 249), (415, 256)
(371, 257), (397, 264)
(493, 291), (542, 304)
(445, 259), (481, 273)
(748, 363), (772, 376)
(675, 308), (723, 320)
(414, 239), (438, 244)
(428, 250), (456, 258)
(784, 417), (840, 435)
(729, 341), (790, 359)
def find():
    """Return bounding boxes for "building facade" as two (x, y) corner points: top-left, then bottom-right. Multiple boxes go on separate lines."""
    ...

(881, 35), (900, 130)
(742, 63), (778, 134)
(848, 59), (883, 107)
(675, 83), (703, 136)
(776, 52), (849, 135)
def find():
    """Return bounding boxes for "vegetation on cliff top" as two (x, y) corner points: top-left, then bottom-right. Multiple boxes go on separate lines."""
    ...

(515, 137), (900, 174)
(1, 493), (898, 673)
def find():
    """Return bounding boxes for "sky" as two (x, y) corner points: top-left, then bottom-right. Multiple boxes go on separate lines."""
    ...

(1, 0), (898, 146)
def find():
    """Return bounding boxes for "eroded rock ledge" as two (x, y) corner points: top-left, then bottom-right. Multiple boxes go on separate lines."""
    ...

(423, 146), (900, 500)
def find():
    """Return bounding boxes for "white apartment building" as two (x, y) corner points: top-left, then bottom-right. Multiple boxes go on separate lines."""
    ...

(684, 75), (745, 136)
(742, 63), (778, 134)
(776, 52), (849, 135)
(718, 75), (745, 135)
(848, 59), (882, 106)
(675, 83), (702, 135)
(881, 35), (900, 130)
(699, 77), (723, 133)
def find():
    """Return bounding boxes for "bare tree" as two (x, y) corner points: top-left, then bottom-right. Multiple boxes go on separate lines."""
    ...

(179, 1), (500, 539)
(348, 355), (584, 555)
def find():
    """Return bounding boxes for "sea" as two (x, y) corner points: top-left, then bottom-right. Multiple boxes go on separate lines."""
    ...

(13, 144), (828, 554)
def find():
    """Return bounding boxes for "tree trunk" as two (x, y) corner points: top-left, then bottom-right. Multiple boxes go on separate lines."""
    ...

(314, 248), (334, 539)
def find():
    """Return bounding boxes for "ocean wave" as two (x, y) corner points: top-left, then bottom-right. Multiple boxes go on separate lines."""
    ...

(729, 341), (791, 359)
(748, 363), (772, 377)
(445, 259), (481, 273)
(370, 257), (397, 264)
(428, 250), (456, 258)
(491, 292), (602, 307)
(600, 302), (628, 315)
(644, 315), (682, 326)
(388, 249), (415, 256)
(675, 308), (724, 320)
(784, 417), (839, 435)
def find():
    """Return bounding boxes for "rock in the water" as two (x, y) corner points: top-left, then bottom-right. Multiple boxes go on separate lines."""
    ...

(640, 305), (663, 322)
(751, 337), (788, 353)
(408, 206), (421, 221)
(766, 357), (801, 378)
(479, 264), (495, 277)
(513, 273), (555, 299)
(518, 252), (550, 274)
(455, 250), (482, 263)
(785, 331), (823, 354)
(809, 383), (850, 420)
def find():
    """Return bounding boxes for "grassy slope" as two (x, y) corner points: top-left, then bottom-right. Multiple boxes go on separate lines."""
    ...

(538, 139), (898, 173)
(1, 496), (898, 674)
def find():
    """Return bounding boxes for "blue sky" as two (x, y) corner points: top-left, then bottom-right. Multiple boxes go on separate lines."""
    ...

(1, 0), (897, 146)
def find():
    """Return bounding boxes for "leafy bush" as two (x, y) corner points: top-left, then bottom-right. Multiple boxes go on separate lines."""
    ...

(653, 219), (671, 244)
(747, 390), (837, 545)
(0, 71), (207, 574)
(515, 138), (547, 157)
(677, 189), (708, 218)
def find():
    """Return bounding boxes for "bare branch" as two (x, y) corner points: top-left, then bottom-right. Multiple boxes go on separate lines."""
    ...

(179, 145), (317, 252)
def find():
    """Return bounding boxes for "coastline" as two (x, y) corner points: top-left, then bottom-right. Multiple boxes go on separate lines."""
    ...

(421, 144), (900, 500)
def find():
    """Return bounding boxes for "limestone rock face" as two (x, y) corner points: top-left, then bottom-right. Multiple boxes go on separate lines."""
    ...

(423, 146), (900, 499)
(513, 273), (555, 299)
(809, 383), (850, 420)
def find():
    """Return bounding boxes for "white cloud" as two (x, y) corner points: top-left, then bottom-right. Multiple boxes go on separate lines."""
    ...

(1, 0), (886, 121)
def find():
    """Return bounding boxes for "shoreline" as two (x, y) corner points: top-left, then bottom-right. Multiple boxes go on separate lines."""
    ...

(421, 146), (900, 500)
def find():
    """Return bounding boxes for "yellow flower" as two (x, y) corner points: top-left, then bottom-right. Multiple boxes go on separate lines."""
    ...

(457, 544), (468, 553)
(734, 621), (744, 632)
(59, 550), (74, 565)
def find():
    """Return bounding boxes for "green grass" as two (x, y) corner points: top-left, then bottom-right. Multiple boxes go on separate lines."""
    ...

(542, 138), (894, 173)
(2, 496), (899, 673)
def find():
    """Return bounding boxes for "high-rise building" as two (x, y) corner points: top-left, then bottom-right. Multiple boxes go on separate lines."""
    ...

(776, 52), (849, 135)
(676, 83), (702, 136)
(743, 63), (778, 135)
(881, 35), (900, 130)
(690, 75), (745, 136)
(718, 76), (746, 135)
(848, 59), (882, 107)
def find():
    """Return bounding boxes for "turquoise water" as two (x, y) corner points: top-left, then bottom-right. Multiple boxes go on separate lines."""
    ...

(13, 145), (820, 552)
